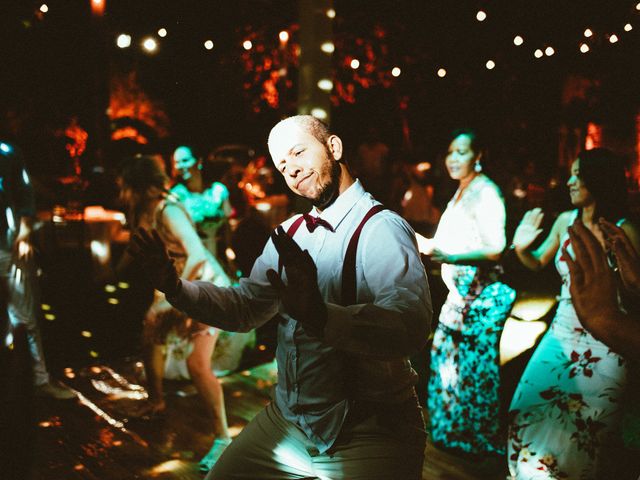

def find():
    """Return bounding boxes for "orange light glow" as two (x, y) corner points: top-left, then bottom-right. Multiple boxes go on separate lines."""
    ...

(90, 0), (105, 16)
(64, 118), (88, 159)
(111, 126), (149, 144)
(585, 122), (602, 150)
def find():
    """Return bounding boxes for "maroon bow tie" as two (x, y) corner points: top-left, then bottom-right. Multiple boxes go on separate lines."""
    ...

(303, 213), (334, 233)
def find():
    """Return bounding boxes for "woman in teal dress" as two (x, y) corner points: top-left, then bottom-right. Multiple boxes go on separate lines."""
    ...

(417, 129), (515, 456)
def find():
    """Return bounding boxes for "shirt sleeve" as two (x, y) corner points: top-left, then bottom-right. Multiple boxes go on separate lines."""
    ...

(323, 213), (432, 359)
(167, 236), (281, 332)
(473, 184), (507, 253)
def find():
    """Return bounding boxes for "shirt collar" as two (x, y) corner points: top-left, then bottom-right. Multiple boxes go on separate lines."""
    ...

(311, 179), (366, 232)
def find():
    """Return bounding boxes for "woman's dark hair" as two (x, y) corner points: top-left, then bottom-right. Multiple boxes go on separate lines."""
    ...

(449, 127), (486, 161)
(119, 155), (169, 194)
(576, 148), (628, 222)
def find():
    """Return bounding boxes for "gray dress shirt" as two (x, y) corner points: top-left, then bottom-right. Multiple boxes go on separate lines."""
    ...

(169, 180), (432, 452)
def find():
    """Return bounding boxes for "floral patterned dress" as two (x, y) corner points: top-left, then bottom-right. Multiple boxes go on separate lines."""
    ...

(508, 211), (627, 479)
(428, 175), (516, 455)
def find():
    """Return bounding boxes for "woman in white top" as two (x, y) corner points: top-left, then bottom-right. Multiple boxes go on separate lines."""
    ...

(508, 148), (640, 479)
(417, 129), (515, 457)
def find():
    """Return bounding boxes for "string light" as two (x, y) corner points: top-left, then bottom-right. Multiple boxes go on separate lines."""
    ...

(485, 60), (495, 70)
(584, 28), (593, 38)
(580, 43), (590, 53)
(326, 8), (336, 19)
(637, 2), (640, 10)
(317, 79), (333, 91)
(142, 37), (158, 53)
(157, 28), (167, 38)
(279, 31), (289, 43)
(116, 34), (131, 49)
(476, 10), (487, 22)
(534, 49), (543, 58)
(609, 34), (619, 43)
(624, 23), (633, 32)
(243, 40), (252, 50)
(311, 108), (328, 120)
(320, 42), (335, 53)
(350, 59), (360, 69)
(391, 67), (401, 77)
(513, 35), (524, 46)
(544, 46), (555, 56)
(204, 40), (214, 50)
(39, 4), (48, 13)
(437, 68), (447, 78)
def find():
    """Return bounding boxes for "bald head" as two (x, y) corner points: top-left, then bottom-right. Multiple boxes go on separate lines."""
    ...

(268, 115), (331, 149)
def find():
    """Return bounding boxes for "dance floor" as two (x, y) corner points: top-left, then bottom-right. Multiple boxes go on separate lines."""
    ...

(31, 357), (510, 480)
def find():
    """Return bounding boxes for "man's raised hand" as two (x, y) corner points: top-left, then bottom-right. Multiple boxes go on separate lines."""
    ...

(266, 226), (327, 337)
(127, 228), (180, 297)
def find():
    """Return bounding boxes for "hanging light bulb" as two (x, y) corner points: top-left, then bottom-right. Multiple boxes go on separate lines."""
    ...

(476, 10), (487, 21)
(320, 42), (335, 53)
(116, 34), (132, 49)
(579, 43), (590, 53)
(142, 37), (158, 53)
(544, 46), (555, 56)
(584, 28), (593, 38)
(513, 35), (524, 46)
(609, 34), (619, 43)
(437, 68), (447, 78)
(534, 49), (543, 58)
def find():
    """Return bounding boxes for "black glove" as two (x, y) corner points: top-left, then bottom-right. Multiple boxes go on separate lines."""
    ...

(266, 226), (327, 338)
(127, 228), (181, 297)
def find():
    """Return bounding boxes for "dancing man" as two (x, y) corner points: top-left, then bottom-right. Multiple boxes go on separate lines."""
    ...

(129, 115), (432, 479)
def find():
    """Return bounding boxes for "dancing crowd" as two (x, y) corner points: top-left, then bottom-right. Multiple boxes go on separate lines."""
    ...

(2, 115), (640, 479)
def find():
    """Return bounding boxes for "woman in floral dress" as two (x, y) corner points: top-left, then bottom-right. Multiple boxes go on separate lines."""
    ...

(417, 128), (516, 456)
(508, 148), (640, 479)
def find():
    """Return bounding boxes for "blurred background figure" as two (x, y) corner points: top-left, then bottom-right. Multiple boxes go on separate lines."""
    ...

(0, 276), (34, 480)
(508, 148), (639, 479)
(0, 140), (74, 400)
(399, 158), (441, 237)
(170, 145), (233, 262)
(354, 126), (391, 204)
(117, 155), (233, 472)
(417, 128), (515, 461)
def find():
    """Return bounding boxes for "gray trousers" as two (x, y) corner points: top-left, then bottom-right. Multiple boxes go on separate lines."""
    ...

(3, 251), (49, 386)
(207, 397), (426, 480)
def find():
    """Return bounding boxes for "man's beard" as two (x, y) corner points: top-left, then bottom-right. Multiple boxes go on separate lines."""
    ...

(312, 160), (341, 210)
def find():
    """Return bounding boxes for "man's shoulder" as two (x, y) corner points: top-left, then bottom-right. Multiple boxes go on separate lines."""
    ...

(360, 204), (414, 237)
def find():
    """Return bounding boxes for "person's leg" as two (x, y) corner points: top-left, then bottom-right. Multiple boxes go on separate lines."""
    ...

(187, 330), (233, 473)
(141, 341), (166, 414)
(207, 402), (317, 480)
(312, 398), (426, 480)
(8, 255), (74, 399)
(187, 330), (230, 439)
